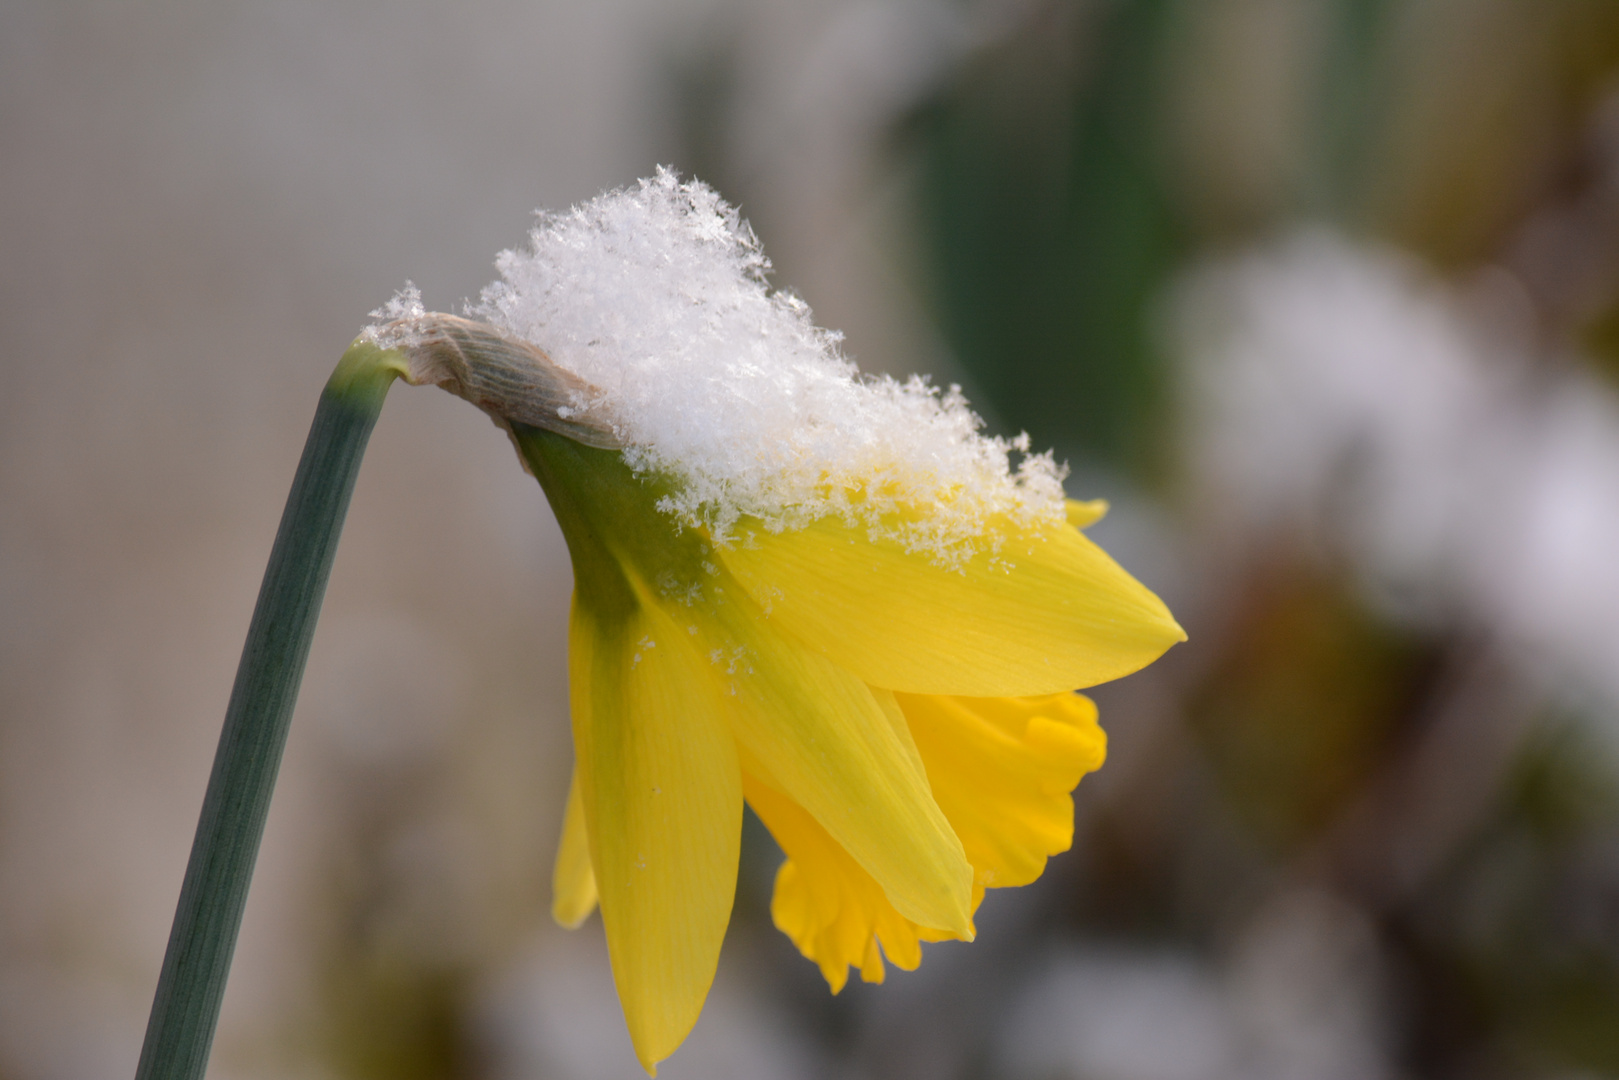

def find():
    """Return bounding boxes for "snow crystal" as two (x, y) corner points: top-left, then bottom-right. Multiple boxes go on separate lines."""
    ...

(364, 282), (426, 348)
(401, 169), (1067, 561)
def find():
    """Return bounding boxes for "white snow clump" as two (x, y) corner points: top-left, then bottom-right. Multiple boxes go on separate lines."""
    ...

(401, 168), (1067, 561)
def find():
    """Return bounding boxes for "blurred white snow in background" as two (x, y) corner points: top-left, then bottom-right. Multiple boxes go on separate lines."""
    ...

(996, 891), (1391, 1080)
(1176, 230), (1619, 725)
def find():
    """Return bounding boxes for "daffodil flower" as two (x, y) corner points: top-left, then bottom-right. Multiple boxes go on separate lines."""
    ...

(371, 170), (1184, 1072)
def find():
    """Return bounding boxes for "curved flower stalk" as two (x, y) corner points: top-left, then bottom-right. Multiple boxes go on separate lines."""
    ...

(370, 171), (1185, 1072)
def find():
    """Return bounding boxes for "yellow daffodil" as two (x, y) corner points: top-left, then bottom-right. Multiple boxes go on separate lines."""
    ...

(522, 428), (1179, 1070)
(371, 171), (1184, 1073)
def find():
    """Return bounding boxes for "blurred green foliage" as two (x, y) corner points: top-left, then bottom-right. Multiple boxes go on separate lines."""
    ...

(907, 0), (1619, 478)
(908, 0), (1185, 477)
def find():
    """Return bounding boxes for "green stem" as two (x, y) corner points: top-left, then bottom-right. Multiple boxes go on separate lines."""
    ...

(135, 340), (405, 1080)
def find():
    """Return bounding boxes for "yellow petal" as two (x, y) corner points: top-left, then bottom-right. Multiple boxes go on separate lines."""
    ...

(694, 594), (974, 937)
(899, 692), (1105, 889)
(551, 767), (599, 929)
(719, 514), (1185, 697)
(1066, 498), (1108, 528)
(744, 770), (941, 993)
(570, 592), (743, 1073)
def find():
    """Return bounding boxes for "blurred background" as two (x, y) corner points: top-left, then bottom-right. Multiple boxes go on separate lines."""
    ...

(6, 0), (1619, 1077)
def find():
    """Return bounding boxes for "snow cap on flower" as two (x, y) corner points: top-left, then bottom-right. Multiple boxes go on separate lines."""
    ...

(450, 167), (1066, 561)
